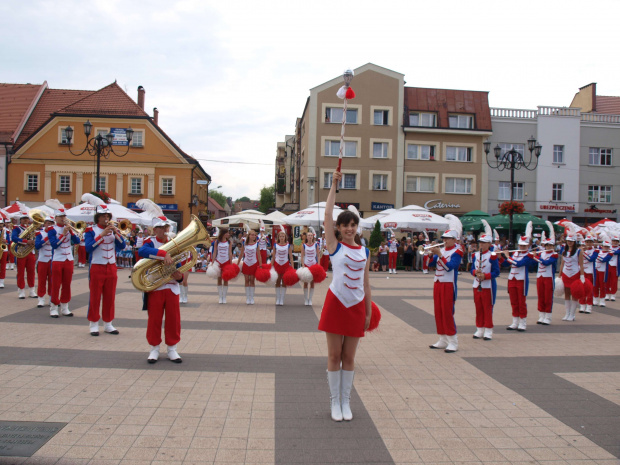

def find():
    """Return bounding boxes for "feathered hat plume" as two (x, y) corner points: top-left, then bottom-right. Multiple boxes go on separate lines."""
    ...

(45, 199), (64, 210)
(347, 205), (360, 219)
(308, 226), (316, 236)
(525, 221), (533, 241)
(136, 199), (164, 218)
(481, 219), (492, 238)
(545, 220), (555, 244)
(81, 193), (106, 207)
(444, 214), (463, 240)
(493, 229), (499, 241)
(423, 230), (429, 241)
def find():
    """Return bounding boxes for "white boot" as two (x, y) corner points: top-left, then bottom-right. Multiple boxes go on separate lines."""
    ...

(579, 304), (586, 313)
(593, 297), (599, 306)
(393, 269), (397, 274)
(506, 317), (519, 331)
(327, 370), (343, 422)
(341, 370), (354, 421)
(600, 297), (606, 307)
(180, 286), (187, 304)
(303, 287), (308, 305)
(388, 269), (393, 274)
(275, 287), (281, 306)
(280, 287), (286, 306)
(562, 300), (570, 321)
(517, 318), (527, 332)
(566, 301), (577, 321)
(18, 288), (25, 299)
(148, 345), (160, 364)
(104, 321), (119, 334)
(222, 286), (228, 304)
(308, 288), (314, 306)
(0, 279), (4, 288)
(89, 321), (100, 336)
(585, 304), (592, 314)
(29, 287), (36, 298)
(50, 304), (59, 318)
(445, 335), (458, 353)
(473, 328), (484, 339)
(218, 286), (223, 304)
(483, 328), (493, 341)
(611, 294), (616, 301)
(605, 294), (611, 301)
(37, 296), (45, 308)
(537, 312), (545, 324)
(429, 335), (448, 349)
(245, 287), (251, 305)
(250, 287), (255, 305)
(60, 303), (73, 317)
(543, 312), (552, 325)
(167, 345), (182, 363)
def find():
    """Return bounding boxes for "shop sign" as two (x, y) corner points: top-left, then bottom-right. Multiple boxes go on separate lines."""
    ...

(585, 208), (616, 214)
(371, 202), (394, 211)
(424, 199), (461, 210)
(538, 204), (576, 213)
(383, 222), (398, 228)
(128, 202), (178, 211)
(110, 128), (130, 146)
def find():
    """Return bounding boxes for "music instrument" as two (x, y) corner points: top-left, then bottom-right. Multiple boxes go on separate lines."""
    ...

(10, 209), (45, 258)
(110, 219), (132, 237)
(64, 218), (86, 238)
(418, 242), (445, 255)
(417, 245), (425, 255)
(0, 227), (7, 259)
(131, 215), (211, 292)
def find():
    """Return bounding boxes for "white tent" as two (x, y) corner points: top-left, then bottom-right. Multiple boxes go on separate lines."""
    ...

(65, 203), (148, 225)
(359, 208), (397, 230)
(374, 205), (450, 231)
(264, 210), (288, 222)
(137, 211), (178, 233)
(213, 210), (285, 229)
(284, 202), (343, 227)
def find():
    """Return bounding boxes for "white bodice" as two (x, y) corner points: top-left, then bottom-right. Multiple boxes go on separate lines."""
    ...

(38, 229), (53, 263)
(537, 250), (556, 278)
(216, 241), (230, 263)
(596, 250), (611, 272)
(51, 224), (74, 262)
(303, 242), (318, 266)
(90, 225), (117, 265)
(472, 250), (493, 289)
(562, 249), (580, 277)
(274, 243), (290, 265)
(508, 251), (528, 281)
(329, 243), (367, 308)
(243, 242), (258, 266)
(434, 245), (460, 283)
(583, 248), (597, 274)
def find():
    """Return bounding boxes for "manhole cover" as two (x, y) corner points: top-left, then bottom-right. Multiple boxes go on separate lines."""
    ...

(0, 421), (66, 457)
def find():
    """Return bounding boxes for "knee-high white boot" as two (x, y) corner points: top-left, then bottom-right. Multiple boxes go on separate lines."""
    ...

(183, 285), (189, 303)
(245, 287), (251, 305)
(222, 286), (228, 304)
(327, 370), (343, 421)
(308, 288), (314, 306)
(303, 287), (308, 305)
(275, 287), (281, 306)
(218, 286), (223, 304)
(562, 300), (570, 320)
(567, 300), (577, 321)
(249, 286), (255, 305)
(280, 287), (286, 306)
(341, 370), (354, 421)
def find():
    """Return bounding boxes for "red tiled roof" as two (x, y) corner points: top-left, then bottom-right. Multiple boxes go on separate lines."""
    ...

(57, 82), (149, 117)
(404, 87), (492, 131)
(0, 83), (43, 143)
(595, 96), (620, 115)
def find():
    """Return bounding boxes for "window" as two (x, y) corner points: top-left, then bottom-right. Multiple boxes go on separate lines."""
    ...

(553, 145), (564, 164)
(60, 127), (72, 145)
(59, 175), (71, 193)
(26, 174), (38, 191)
(323, 172), (357, 189)
(373, 110), (389, 125)
(95, 176), (107, 192)
(405, 176), (435, 193)
(589, 147), (612, 166)
(588, 185), (612, 203)
(162, 178), (174, 195)
(552, 183), (563, 201)
(446, 146), (472, 162)
(498, 182), (524, 201)
(325, 107), (358, 124)
(448, 114), (474, 129)
(407, 144), (435, 160)
(498, 143), (525, 158)
(373, 174), (388, 190)
(130, 177), (143, 194)
(409, 112), (436, 127)
(445, 177), (472, 194)
(373, 142), (389, 159)
(132, 131), (144, 147)
(325, 140), (357, 157)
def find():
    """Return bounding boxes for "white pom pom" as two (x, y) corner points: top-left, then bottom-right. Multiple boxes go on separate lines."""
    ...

(336, 86), (347, 99)
(268, 269), (278, 285)
(554, 277), (565, 297)
(232, 258), (240, 265)
(297, 266), (313, 283)
(206, 262), (221, 279)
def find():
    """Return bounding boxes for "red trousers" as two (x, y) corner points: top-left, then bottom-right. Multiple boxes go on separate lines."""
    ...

(606, 266), (617, 295)
(423, 255), (429, 271)
(507, 279), (527, 318)
(594, 271), (607, 298)
(51, 260), (73, 305)
(537, 276), (554, 312)
(88, 264), (118, 323)
(17, 254), (36, 289)
(0, 251), (6, 279)
(579, 273), (594, 305)
(389, 252), (397, 269)
(433, 281), (456, 336)
(320, 255), (330, 272)
(37, 261), (52, 297)
(78, 246), (87, 265)
(473, 288), (493, 328)
(146, 288), (181, 346)
(260, 250), (267, 265)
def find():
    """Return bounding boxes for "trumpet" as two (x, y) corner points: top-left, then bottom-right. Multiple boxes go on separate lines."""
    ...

(110, 219), (132, 237)
(64, 218), (86, 238)
(418, 242), (445, 255)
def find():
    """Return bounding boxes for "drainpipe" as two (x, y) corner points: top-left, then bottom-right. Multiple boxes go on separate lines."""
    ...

(2, 143), (11, 208)
(189, 164), (197, 222)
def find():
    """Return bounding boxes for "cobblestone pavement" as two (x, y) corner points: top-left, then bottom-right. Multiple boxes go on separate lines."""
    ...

(0, 267), (619, 465)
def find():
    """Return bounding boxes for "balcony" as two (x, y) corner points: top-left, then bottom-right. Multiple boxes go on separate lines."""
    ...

(492, 106), (620, 125)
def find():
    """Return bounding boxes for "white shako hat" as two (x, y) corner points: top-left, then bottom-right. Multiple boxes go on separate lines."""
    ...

(602, 239), (611, 247)
(46, 199), (66, 217)
(152, 215), (169, 228)
(478, 234), (492, 243)
(19, 211), (29, 219)
(585, 234), (595, 242)
(44, 215), (55, 222)
(518, 235), (530, 246)
(479, 219), (492, 243)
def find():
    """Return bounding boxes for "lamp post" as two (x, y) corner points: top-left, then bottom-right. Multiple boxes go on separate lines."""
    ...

(484, 136), (542, 247)
(65, 120), (133, 193)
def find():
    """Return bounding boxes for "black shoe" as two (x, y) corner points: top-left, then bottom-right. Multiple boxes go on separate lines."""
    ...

(90, 331), (99, 336)
(536, 321), (542, 324)
(429, 344), (443, 349)
(517, 328), (526, 332)
(105, 329), (119, 335)
(64, 313), (74, 317)
(506, 326), (517, 331)
(169, 358), (183, 363)
(472, 335), (481, 339)
(483, 337), (492, 341)
(147, 358), (157, 364)
(50, 315), (59, 319)
(444, 348), (457, 353)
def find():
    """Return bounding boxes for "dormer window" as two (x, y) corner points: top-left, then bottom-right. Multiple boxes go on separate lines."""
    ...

(409, 112), (436, 127)
(448, 114), (474, 129)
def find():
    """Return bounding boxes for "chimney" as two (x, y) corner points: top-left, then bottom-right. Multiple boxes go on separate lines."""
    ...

(153, 107), (159, 125)
(137, 86), (145, 110)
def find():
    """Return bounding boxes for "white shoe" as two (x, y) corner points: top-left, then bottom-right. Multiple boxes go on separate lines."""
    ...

(593, 297), (600, 306)
(89, 321), (100, 336)
(104, 322), (119, 334)
(0, 279), (4, 288)
(483, 328), (493, 341)
(327, 370), (343, 421)
(445, 335), (458, 353)
(579, 304), (586, 313)
(473, 327), (484, 339)
(388, 269), (393, 274)
(600, 300), (606, 307)
(167, 345), (182, 363)
(50, 305), (59, 318)
(341, 370), (354, 421)
(605, 294), (611, 301)
(429, 335), (448, 349)
(611, 295), (616, 301)
(393, 270), (398, 274)
(37, 296), (45, 307)
(537, 312), (545, 324)
(18, 288), (25, 299)
(517, 318), (527, 332)
(148, 345), (160, 363)
(29, 288), (37, 297)
(423, 269), (428, 274)
(585, 305), (592, 314)
(506, 317), (519, 331)
(60, 303), (73, 317)
(542, 313), (552, 325)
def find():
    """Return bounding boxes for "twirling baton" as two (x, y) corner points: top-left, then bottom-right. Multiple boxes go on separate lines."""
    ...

(335, 69), (355, 193)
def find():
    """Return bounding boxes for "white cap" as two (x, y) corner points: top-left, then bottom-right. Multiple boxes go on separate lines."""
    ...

(612, 235), (620, 242)
(19, 211), (29, 219)
(602, 240), (611, 247)
(152, 215), (169, 228)
(44, 215), (54, 222)
(441, 229), (459, 240)
(565, 234), (576, 242)
(96, 204), (112, 215)
(517, 235), (530, 246)
(478, 234), (492, 243)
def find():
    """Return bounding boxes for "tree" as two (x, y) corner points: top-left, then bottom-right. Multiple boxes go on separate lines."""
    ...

(209, 189), (227, 209)
(235, 196), (251, 203)
(259, 184), (275, 213)
(369, 220), (383, 249)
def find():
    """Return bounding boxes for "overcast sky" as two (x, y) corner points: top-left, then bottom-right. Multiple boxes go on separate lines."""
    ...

(2, 0), (619, 201)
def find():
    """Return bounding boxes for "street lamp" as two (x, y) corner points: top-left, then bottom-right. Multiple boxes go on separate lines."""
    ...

(484, 136), (542, 247)
(65, 120), (133, 193)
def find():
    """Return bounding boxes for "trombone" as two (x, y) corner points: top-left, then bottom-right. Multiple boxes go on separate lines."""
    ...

(110, 219), (133, 237)
(64, 218), (86, 238)
(418, 242), (445, 255)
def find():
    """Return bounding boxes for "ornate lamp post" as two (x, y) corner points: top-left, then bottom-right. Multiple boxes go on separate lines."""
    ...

(65, 121), (133, 193)
(484, 136), (542, 246)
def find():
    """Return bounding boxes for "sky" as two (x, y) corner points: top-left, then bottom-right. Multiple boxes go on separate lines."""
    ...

(2, 0), (620, 201)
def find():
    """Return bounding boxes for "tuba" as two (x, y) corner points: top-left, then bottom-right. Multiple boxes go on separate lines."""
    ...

(131, 215), (211, 292)
(0, 227), (7, 259)
(10, 209), (45, 258)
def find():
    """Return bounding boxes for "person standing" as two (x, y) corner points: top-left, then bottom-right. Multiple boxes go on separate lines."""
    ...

(77, 234), (87, 268)
(272, 230), (294, 306)
(470, 229), (500, 340)
(239, 228), (261, 305)
(257, 223), (270, 265)
(501, 233), (534, 327)
(0, 216), (10, 288)
(300, 228), (319, 305)
(594, 239), (612, 308)
(403, 237), (414, 272)
(319, 231), (330, 272)
(558, 232), (585, 321)
(534, 236), (558, 326)
(11, 212), (37, 299)
(605, 235), (620, 302)
(211, 228), (233, 304)
(387, 233), (399, 274)
(580, 235), (598, 313)
(34, 215), (55, 308)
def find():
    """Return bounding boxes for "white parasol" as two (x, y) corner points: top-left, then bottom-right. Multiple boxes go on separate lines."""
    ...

(284, 202), (344, 227)
(359, 208), (397, 230)
(65, 202), (147, 225)
(212, 209), (285, 229)
(375, 205), (450, 231)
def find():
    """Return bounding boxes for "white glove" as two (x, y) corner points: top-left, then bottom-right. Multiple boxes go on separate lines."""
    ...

(580, 275), (585, 283)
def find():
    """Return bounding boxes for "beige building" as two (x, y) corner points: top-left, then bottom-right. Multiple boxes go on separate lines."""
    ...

(277, 63), (492, 218)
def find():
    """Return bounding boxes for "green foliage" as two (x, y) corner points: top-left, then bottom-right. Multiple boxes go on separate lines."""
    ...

(235, 196), (251, 203)
(369, 220), (383, 249)
(209, 189), (227, 209)
(259, 184), (275, 213)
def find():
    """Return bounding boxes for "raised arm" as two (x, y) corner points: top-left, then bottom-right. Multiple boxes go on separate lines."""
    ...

(325, 171), (341, 254)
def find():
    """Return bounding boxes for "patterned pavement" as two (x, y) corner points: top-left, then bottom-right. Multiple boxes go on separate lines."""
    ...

(0, 266), (619, 465)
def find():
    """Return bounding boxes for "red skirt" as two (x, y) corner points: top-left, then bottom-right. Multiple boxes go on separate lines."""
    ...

(562, 272), (580, 287)
(217, 259), (230, 267)
(273, 261), (291, 276)
(242, 262), (258, 276)
(318, 289), (366, 338)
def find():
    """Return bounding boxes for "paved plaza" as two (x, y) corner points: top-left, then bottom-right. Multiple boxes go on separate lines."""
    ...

(0, 266), (619, 465)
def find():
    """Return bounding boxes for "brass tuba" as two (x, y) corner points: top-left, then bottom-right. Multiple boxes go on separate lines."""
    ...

(10, 209), (45, 258)
(131, 215), (211, 292)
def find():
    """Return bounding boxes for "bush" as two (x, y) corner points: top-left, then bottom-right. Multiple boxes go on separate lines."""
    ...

(369, 220), (383, 249)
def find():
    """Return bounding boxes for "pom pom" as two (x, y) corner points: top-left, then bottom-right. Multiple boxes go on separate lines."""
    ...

(282, 268), (300, 287)
(221, 263), (240, 282)
(570, 280), (585, 300)
(345, 87), (355, 99)
(269, 268), (279, 285)
(366, 302), (381, 333)
(583, 277), (593, 297)
(255, 266), (271, 283)
(296, 266), (314, 283)
(232, 257), (240, 265)
(336, 86), (347, 99)
(206, 262), (221, 279)
(309, 264), (327, 284)
(554, 277), (565, 297)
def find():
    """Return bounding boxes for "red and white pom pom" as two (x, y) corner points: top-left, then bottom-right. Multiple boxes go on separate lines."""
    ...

(554, 277), (565, 297)
(296, 266), (314, 283)
(308, 264), (327, 284)
(570, 280), (585, 300)
(221, 263), (240, 282)
(336, 85), (356, 100)
(282, 268), (300, 287)
(366, 301), (381, 333)
(232, 257), (240, 265)
(206, 262), (221, 279)
(255, 264), (271, 283)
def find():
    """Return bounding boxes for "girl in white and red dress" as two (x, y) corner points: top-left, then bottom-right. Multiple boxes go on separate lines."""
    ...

(239, 229), (262, 305)
(272, 230), (293, 306)
(558, 234), (584, 322)
(319, 170), (373, 423)
(387, 233), (399, 274)
(300, 229), (320, 306)
(211, 228), (233, 304)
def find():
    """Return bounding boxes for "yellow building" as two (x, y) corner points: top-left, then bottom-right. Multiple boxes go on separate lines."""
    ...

(7, 82), (210, 228)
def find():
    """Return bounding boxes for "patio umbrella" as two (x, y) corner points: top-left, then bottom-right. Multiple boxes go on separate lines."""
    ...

(284, 202), (343, 227)
(376, 205), (450, 231)
(65, 203), (147, 225)
(359, 209), (397, 230)
(486, 213), (564, 235)
(459, 210), (491, 232)
(586, 218), (616, 230)
(212, 209), (285, 229)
